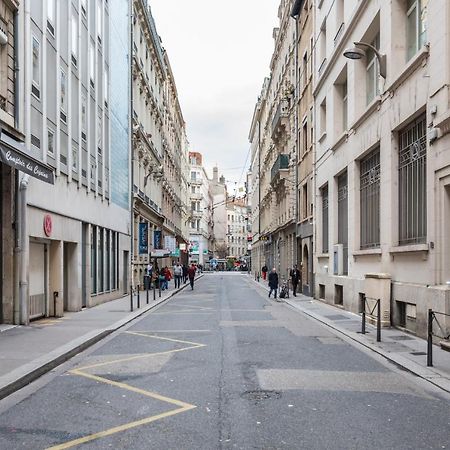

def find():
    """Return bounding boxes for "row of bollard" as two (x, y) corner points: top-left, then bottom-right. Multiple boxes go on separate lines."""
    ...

(130, 276), (162, 312)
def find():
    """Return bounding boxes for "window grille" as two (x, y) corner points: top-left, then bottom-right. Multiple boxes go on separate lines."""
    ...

(398, 115), (427, 245)
(360, 149), (380, 249)
(322, 186), (329, 253)
(338, 172), (348, 274)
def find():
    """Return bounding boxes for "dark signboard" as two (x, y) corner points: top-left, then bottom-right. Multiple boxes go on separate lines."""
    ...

(0, 131), (54, 184)
(153, 230), (162, 249)
(139, 222), (148, 254)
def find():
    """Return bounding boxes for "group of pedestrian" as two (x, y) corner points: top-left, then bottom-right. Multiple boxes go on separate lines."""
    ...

(262, 263), (302, 299)
(144, 261), (198, 291)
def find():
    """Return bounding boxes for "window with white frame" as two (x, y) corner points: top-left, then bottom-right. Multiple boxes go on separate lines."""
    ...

(398, 115), (427, 245)
(72, 145), (78, 173)
(60, 69), (67, 123)
(322, 186), (329, 253)
(47, 129), (55, 156)
(320, 98), (327, 137)
(81, 95), (87, 140)
(104, 70), (108, 106)
(32, 36), (40, 98)
(89, 41), (95, 85)
(47, 0), (55, 35)
(97, 0), (102, 42)
(342, 78), (348, 131)
(366, 34), (380, 105)
(71, 14), (78, 65)
(406, 0), (428, 61)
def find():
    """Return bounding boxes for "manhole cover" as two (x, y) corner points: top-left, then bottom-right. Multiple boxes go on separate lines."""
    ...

(241, 390), (282, 402)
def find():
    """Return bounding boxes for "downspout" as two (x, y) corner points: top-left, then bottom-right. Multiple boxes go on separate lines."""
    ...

(18, 174), (29, 325)
(294, 15), (299, 268)
(258, 119), (261, 272)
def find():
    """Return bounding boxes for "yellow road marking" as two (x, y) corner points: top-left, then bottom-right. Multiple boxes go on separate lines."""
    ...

(48, 333), (205, 449)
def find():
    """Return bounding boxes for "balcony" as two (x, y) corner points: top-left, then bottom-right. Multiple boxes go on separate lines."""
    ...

(190, 192), (203, 200)
(270, 154), (290, 185)
(191, 209), (203, 218)
(271, 100), (289, 140)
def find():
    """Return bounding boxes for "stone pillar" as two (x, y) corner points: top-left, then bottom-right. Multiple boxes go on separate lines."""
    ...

(364, 273), (391, 327)
(49, 240), (63, 317)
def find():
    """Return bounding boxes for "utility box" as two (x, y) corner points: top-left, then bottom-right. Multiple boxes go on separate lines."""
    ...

(364, 273), (391, 327)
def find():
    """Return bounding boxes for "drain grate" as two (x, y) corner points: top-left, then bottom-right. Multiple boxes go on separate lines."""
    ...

(410, 351), (427, 356)
(241, 390), (281, 402)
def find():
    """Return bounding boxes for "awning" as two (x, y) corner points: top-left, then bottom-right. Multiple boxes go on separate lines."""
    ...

(0, 130), (55, 184)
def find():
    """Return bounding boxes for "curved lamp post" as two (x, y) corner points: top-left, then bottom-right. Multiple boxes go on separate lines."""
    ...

(343, 41), (387, 79)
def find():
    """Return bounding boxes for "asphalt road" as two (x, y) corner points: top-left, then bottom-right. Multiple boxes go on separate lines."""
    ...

(0, 273), (449, 450)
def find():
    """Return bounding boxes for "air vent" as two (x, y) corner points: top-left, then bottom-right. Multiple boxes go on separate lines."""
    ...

(31, 134), (41, 149)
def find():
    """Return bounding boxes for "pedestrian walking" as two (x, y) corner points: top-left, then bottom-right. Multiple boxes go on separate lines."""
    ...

(173, 262), (183, 289)
(164, 266), (172, 290)
(188, 264), (196, 290)
(268, 267), (279, 299)
(289, 264), (301, 297)
(261, 264), (268, 281)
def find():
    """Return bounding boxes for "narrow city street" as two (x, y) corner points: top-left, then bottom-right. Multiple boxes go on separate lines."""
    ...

(0, 273), (449, 450)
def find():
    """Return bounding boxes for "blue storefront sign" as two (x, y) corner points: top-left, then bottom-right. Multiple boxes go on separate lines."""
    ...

(139, 223), (148, 254)
(153, 230), (162, 250)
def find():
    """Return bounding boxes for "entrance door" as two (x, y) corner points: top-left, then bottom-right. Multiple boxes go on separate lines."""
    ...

(29, 242), (47, 320)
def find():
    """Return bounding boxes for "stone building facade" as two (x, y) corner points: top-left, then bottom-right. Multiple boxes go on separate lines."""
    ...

(314, 0), (450, 338)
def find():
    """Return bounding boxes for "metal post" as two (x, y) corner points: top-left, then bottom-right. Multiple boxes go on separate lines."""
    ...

(376, 299), (381, 342)
(159, 281), (161, 298)
(361, 299), (366, 335)
(137, 285), (140, 309)
(130, 285), (133, 312)
(146, 284), (149, 304)
(153, 282), (156, 301)
(427, 308), (433, 367)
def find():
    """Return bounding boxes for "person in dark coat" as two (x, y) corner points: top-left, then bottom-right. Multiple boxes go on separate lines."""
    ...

(261, 264), (268, 281)
(187, 264), (196, 290)
(268, 267), (279, 299)
(289, 264), (301, 297)
(182, 264), (188, 283)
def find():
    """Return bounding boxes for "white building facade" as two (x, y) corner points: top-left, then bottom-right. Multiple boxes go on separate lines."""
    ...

(314, 0), (450, 338)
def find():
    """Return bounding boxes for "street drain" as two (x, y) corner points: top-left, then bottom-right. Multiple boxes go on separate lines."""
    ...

(241, 390), (282, 402)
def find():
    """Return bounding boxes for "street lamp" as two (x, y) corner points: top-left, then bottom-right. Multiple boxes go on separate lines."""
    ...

(343, 41), (387, 78)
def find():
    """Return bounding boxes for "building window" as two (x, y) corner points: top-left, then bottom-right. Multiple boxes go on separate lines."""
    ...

(319, 19), (327, 71)
(104, 70), (108, 106)
(320, 98), (327, 137)
(97, 0), (102, 42)
(60, 69), (67, 123)
(191, 171), (196, 181)
(341, 78), (348, 131)
(81, 95), (87, 140)
(47, 0), (55, 35)
(301, 120), (308, 156)
(338, 172), (348, 275)
(398, 115), (427, 245)
(32, 36), (40, 99)
(360, 148), (380, 249)
(89, 41), (95, 86)
(72, 145), (78, 173)
(366, 34), (380, 105)
(81, 0), (87, 16)
(302, 183), (308, 219)
(71, 14), (78, 65)
(98, 228), (104, 293)
(407, 0), (428, 61)
(47, 129), (55, 156)
(322, 186), (329, 253)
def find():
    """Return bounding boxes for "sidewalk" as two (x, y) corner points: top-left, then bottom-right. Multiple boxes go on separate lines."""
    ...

(0, 275), (203, 400)
(252, 277), (450, 394)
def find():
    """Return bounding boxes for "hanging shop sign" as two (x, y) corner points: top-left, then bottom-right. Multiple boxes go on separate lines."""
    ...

(164, 236), (176, 253)
(43, 214), (53, 237)
(139, 222), (148, 254)
(0, 130), (54, 184)
(153, 230), (162, 249)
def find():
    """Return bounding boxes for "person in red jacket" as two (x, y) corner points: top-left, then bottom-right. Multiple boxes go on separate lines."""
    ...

(187, 264), (196, 290)
(164, 266), (172, 290)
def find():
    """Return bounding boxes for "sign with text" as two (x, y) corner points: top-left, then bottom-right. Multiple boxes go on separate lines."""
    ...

(139, 223), (148, 254)
(153, 230), (162, 249)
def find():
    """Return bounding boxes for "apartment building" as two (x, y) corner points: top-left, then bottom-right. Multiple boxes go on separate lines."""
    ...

(314, 0), (450, 338)
(188, 151), (213, 266)
(249, 0), (297, 279)
(226, 198), (249, 260)
(209, 166), (228, 258)
(132, 0), (189, 284)
(18, 0), (131, 323)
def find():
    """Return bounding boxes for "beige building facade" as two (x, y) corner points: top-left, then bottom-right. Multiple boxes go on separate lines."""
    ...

(314, 0), (449, 338)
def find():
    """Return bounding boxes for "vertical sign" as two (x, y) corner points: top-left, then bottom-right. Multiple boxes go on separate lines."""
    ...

(153, 230), (162, 249)
(139, 223), (148, 254)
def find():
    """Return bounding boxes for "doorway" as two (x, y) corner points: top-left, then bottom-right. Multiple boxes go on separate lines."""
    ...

(29, 241), (47, 320)
(302, 244), (309, 294)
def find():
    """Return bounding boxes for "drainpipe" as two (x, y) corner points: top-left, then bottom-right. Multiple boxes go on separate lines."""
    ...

(18, 174), (29, 325)
(129, 0), (134, 292)
(13, 10), (19, 129)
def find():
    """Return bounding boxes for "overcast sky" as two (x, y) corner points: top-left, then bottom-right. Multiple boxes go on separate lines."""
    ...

(150, 0), (279, 192)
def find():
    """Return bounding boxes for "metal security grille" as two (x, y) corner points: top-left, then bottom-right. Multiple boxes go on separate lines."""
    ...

(338, 172), (348, 274)
(399, 116), (427, 245)
(322, 186), (329, 253)
(360, 149), (380, 249)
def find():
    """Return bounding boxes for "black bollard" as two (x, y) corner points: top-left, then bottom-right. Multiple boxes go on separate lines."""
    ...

(376, 299), (381, 342)
(130, 285), (133, 312)
(427, 309), (433, 367)
(146, 286), (149, 304)
(153, 282), (156, 301)
(137, 285), (140, 309)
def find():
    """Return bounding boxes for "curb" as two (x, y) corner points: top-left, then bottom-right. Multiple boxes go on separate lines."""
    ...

(0, 274), (204, 401)
(250, 277), (450, 395)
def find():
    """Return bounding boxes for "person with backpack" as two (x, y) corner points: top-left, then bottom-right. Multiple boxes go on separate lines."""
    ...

(268, 267), (279, 299)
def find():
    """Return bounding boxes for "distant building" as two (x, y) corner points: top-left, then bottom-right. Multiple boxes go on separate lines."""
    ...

(226, 198), (249, 260)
